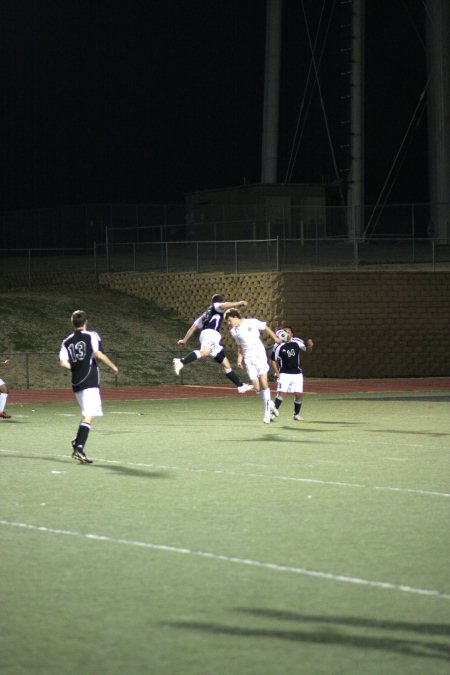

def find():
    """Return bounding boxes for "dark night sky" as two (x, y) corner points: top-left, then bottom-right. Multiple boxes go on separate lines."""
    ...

(0, 0), (428, 210)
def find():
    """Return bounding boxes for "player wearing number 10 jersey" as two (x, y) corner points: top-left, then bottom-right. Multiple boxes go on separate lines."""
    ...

(270, 326), (314, 421)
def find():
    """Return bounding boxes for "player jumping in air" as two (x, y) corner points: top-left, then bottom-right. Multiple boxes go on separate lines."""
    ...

(173, 294), (253, 393)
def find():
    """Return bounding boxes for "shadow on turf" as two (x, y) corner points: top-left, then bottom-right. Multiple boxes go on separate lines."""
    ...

(368, 429), (450, 438)
(328, 396), (450, 403)
(238, 425), (355, 442)
(0, 454), (73, 464)
(238, 433), (329, 444)
(93, 463), (169, 479)
(1, 453), (169, 478)
(236, 608), (450, 637)
(164, 609), (450, 661)
(279, 422), (365, 428)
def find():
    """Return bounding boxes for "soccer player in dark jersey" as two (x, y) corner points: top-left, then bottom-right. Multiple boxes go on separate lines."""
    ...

(173, 294), (253, 393)
(59, 309), (119, 464)
(270, 326), (314, 421)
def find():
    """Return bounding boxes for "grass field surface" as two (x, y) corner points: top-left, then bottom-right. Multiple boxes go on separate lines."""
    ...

(1, 390), (450, 674)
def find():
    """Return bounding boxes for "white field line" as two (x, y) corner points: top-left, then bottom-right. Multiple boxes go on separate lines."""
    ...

(1, 448), (449, 498)
(98, 457), (450, 498)
(1, 519), (449, 601)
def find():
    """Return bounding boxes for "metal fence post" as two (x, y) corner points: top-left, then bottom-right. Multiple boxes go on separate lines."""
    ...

(93, 242), (97, 283)
(28, 249), (31, 289)
(352, 206), (359, 268)
(105, 227), (110, 272)
(315, 221), (319, 265)
(25, 353), (30, 389)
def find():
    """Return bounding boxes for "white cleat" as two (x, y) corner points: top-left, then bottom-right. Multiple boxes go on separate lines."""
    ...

(263, 414), (272, 424)
(237, 383), (254, 394)
(270, 402), (279, 417)
(293, 414), (304, 421)
(173, 358), (184, 376)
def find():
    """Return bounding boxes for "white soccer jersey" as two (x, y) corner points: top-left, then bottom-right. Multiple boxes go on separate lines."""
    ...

(230, 318), (267, 357)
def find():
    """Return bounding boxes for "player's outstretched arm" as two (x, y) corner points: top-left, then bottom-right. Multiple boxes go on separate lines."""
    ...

(95, 351), (119, 375)
(177, 323), (198, 346)
(265, 326), (283, 344)
(219, 300), (247, 310)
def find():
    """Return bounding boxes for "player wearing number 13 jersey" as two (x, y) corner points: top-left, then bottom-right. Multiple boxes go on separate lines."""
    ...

(173, 294), (253, 393)
(59, 309), (118, 464)
(61, 326), (102, 392)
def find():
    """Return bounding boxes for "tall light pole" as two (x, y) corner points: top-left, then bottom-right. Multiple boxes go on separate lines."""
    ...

(261, 0), (282, 184)
(347, 0), (365, 240)
(427, 0), (450, 243)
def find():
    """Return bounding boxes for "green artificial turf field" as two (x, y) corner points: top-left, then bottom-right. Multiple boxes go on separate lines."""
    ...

(1, 391), (450, 674)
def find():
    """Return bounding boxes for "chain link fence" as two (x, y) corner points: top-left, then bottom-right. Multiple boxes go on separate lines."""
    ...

(1, 350), (256, 390)
(1, 237), (450, 289)
(2, 199), (449, 246)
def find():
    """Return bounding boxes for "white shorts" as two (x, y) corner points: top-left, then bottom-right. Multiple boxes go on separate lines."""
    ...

(75, 387), (104, 418)
(199, 328), (223, 358)
(277, 372), (304, 394)
(244, 351), (269, 381)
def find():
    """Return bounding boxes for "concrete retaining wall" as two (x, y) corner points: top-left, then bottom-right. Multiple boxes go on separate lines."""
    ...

(99, 270), (450, 378)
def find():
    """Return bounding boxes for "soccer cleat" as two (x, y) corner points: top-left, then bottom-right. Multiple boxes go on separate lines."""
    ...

(237, 383), (253, 394)
(72, 448), (93, 464)
(263, 413), (272, 424)
(173, 358), (184, 376)
(0, 411), (11, 419)
(293, 414), (304, 421)
(71, 439), (93, 464)
(270, 402), (279, 417)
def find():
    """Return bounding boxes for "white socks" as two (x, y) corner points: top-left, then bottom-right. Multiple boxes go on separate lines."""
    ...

(0, 392), (8, 413)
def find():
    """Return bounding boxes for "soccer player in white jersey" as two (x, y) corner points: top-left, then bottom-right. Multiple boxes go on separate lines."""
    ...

(270, 326), (314, 421)
(224, 308), (283, 423)
(0, 359), (11, 419)
(173, 294), (253, 393)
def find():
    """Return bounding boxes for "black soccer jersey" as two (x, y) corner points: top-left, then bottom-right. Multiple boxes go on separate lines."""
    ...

(59, 329), (102, 392)
(273, 338), (306, 374)
(194, 302), (224, 332)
